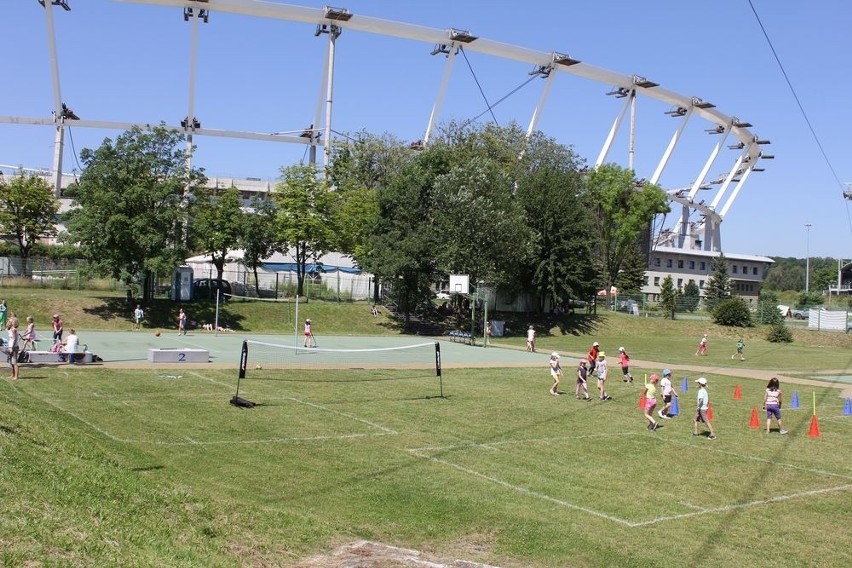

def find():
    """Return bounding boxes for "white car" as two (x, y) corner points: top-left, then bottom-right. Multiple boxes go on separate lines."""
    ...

(436, 291), (451, 300)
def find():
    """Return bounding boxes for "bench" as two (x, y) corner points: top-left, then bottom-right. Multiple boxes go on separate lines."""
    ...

(448, 330), (475, 345)
(147, 348), (210, 363)
(25, 350), (95, 364)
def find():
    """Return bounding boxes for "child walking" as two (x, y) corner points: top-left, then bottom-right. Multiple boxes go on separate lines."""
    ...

(693, 377), (716, 440)
(618, 346), (633, 382)
(763, 377), (788, 434)
(548, 352), (562, 396)
(731, 338), (745, 361)
(644, 374), (660, 430)
(658, 368), (677, 419)
(576, 359), (591, 401)
(695, 333), (708, 356)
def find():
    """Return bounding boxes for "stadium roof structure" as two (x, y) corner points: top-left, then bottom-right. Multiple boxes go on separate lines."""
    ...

(4, 0), (774, 255)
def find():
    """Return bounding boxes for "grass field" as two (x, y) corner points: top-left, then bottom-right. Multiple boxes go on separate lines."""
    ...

(2, 358), (851, 567)
(2, 289), (852, 566)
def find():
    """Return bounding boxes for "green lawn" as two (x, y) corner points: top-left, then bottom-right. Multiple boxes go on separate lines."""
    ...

(2, 291), (852, 566)
(2, 362), (851, 567)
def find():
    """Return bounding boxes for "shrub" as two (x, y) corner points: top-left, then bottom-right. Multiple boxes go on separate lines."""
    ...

(766, 323), (793, 343)
(711, 297), (753, 327)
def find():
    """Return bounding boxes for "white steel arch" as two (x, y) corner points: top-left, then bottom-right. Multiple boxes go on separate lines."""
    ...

(2, 0), (773, 253)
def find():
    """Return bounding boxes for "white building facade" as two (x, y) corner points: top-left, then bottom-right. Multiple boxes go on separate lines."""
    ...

(644, 246), (774, 306)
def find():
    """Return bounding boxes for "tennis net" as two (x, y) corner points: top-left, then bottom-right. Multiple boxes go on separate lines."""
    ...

(232, 339), (443, 405)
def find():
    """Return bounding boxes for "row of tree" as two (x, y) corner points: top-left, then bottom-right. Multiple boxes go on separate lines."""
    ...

(1, 122), (666, 312)
(3, 121), (833, 315)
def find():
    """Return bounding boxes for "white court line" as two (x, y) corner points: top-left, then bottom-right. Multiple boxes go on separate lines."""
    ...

(407, 448), (635, 527)
(409, 433), (852, 527)
(408, 432), (637, 454)
(631, 484), (852, 527)
(654, 437), (852, 480)
(13, 380), (397, 445)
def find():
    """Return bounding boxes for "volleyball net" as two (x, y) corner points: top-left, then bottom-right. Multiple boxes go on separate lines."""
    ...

(231, 339), (443, 406)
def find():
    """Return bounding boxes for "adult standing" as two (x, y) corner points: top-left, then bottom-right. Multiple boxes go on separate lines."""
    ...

(693, 377), (716, 440)
(658, 368), (677, 419)
(52, 314), (64, 343)
(64, 328), (80, 364)
(596, 351), (611, 401)
(763, 377), (788, 434)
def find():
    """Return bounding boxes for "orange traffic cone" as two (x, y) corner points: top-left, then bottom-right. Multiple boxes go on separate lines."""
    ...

(638, 391), (646, 410)
(808, 415), (821, 438)
(749, 406), (760, 429)
(733, 385), (742, 400)
(707, 403), (714, 421)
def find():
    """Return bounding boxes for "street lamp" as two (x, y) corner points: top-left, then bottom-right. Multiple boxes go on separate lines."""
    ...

(805, 223), (812, 293)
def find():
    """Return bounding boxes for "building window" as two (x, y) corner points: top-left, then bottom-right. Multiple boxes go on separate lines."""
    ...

(699, 262), (706, 271)
(752, 267), (758, 275)
(689, 261), (695, 270)
(666, 259), (673, 268)
(677, 278), (683, 288)
(654, 277), (660, 286)
(732, 265), (738, 274)
(742, 265), (748, 274)
(677, 260), (684, 269)
(653, 257), (661, 267)
(699, 280), (705, 288)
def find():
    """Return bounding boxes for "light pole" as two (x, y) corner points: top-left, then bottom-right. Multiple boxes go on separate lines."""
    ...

(805, 224), (812, 293)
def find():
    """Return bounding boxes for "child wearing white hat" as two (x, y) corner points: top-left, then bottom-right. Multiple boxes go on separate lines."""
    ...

(549, 352), (562, 395)
(693, 377), (716, 440)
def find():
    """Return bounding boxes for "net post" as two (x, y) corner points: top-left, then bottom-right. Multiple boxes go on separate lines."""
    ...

(435, 341), (443, 398)
(231, 340), (256, 408)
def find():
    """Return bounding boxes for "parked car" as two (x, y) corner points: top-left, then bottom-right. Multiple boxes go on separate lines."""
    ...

(791, 309), (809, 320)
(192, 278), (232, 301)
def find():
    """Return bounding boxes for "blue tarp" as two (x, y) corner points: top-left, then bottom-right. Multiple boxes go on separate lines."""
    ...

(261, 262), (361, 274)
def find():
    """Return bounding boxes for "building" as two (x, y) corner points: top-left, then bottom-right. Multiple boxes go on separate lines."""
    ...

(644, 246), (774, 306)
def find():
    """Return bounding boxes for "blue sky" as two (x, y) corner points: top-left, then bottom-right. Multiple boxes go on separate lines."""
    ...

(1, 0), (850, 260)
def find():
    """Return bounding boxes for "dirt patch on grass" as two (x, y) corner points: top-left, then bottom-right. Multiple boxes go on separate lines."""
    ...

(291, 540), (501, 568)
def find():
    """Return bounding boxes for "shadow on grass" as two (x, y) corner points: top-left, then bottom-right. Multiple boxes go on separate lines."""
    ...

(83, 297), (247, 331)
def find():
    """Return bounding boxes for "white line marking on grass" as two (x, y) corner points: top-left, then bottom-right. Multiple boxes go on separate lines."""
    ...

(408, 449), (634, 527)
(631, 484), (852, 527)
(656, 437), (852, 481)
(288, 397), (398, 434)
(408, 432), (637, 453)
(677, 501), (706, 511)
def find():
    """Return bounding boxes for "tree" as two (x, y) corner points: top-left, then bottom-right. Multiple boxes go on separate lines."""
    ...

(703, 253), (732, 311)
(0, 172), (60, 277)
(712, 297), (752, 327)
(190, 187), (244, 281)
(756, 289), (783, 326)
(327, 132), (412, 303)
(659, 275), (677, 318)
(271, 164), (337, 297)
(616, 244), (649, 294)
(681, 280), (700, 312)
(65, 125), (204, 301)
(585, 164), (669, 308)
(431, 155), (530, 290)
(240, 198), (278, 296)
(516, 165), (597, 311)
